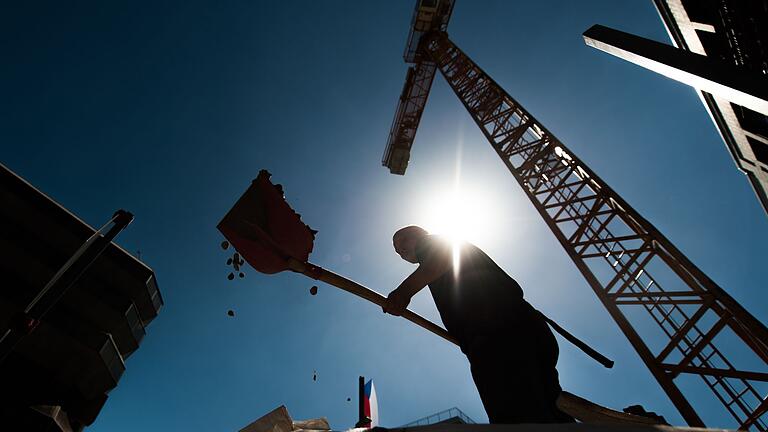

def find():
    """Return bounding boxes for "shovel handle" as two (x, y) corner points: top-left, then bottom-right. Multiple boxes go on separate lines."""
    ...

(288, 259), (459, 346)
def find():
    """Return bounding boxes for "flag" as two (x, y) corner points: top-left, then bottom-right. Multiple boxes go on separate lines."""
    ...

(363, 379), (378, 427)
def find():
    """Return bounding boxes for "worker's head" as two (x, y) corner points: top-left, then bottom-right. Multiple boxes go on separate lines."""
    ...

(392, 225), (428, 264)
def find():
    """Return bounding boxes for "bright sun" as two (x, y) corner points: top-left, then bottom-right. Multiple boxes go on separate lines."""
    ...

(419, 186), (495, 246)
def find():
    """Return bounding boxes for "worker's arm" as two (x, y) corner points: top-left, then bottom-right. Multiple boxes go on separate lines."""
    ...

(383, 247), (452, 316)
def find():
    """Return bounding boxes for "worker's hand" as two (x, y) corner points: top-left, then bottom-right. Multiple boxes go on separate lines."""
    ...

(382, 287), (412, 316)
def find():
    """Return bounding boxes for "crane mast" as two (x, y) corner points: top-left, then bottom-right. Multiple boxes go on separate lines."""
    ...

(382, 2), (768, 430)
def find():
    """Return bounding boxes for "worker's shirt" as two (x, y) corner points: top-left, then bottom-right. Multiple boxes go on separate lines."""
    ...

(415, 235), (526, 351)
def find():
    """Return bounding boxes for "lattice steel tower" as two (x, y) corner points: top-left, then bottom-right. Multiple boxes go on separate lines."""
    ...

(382, 1), (768, 429)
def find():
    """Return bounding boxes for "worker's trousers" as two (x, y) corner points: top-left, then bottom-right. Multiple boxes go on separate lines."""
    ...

(465, 310), (574, 424)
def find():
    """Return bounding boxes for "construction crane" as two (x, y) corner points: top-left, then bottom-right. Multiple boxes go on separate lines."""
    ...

(381, 1), (768, 430)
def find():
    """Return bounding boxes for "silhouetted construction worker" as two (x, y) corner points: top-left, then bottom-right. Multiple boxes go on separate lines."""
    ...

(384, 225), (573, 424)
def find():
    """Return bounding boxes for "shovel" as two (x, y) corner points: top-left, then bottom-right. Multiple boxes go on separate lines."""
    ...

(217, 170), (661, 426)
(217, 170), (457, 345)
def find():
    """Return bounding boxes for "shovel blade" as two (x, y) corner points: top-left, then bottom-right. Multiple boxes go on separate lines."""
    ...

(218, 170), (316, 274)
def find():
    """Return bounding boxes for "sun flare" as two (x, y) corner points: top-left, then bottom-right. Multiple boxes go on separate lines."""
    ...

(419, 186), (496, 247)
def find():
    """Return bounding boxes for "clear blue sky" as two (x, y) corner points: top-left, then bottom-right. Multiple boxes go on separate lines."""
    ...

(2, 1), (767, 431)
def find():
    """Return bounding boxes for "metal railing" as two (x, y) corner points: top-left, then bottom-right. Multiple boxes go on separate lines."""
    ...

(402, 407), (476, 427)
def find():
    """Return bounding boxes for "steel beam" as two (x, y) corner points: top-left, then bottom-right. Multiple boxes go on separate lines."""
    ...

(583, 24), (768, 117)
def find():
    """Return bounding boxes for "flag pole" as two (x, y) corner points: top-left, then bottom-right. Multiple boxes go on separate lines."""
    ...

(355, 376), (370, 428)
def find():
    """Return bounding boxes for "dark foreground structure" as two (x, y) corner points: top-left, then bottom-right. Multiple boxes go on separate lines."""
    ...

(238, 404), (710, 432)
(0, 163), (163, 430)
